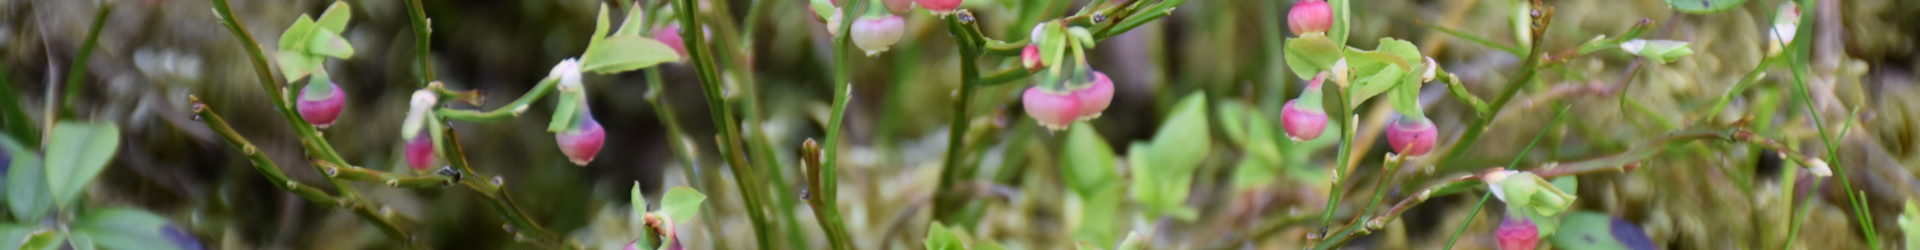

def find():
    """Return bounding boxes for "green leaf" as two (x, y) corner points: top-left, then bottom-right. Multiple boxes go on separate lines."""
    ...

(1068, 27), (1095, 48)
(1901, 200), (1920, 249)
(44, 121), (120, 210)
(1327, 0), (1350, 45)
(315, 1), (352, 35)
(1374, 38), (1422, 64)
(0, 224), (36, 249)
(1148, 93), (1211, 172)
(549, 92), (581, 132)
(1070, 186), (1123, 246)
(658, 186), (706, 226)
(811, 0), (835, 20)
(1387, 78), (1422, 118)
(1351, 65), (1403, 104)
(19, 229), (61, 250)
(1060, 123), (1117, 195)
(305, 28), (355, 59)
(1620, 39), (1693, 64)
(616, 2), (648, 36)
(924, 222), (964, 250)
(274, 51), (320, 83)
(1548, 212), (1656, 250)
(588, 4), (613, 52)
(1284, 34), (1342, 80)
(1665, 0), (1749, 14)
(580, 35), (681, 74)
(278, 15), (316, 51)
(2, 136), (50, 221)
(72, 208), (189, 250)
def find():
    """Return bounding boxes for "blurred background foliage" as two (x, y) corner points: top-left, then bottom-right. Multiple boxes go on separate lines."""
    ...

(3, 0), (1920, 248)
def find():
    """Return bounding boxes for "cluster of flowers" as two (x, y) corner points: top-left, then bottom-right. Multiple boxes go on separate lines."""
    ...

(1278, 0), (1436, 156)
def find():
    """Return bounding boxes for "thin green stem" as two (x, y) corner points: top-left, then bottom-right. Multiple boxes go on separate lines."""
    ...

(933, 11), (986, 225)
(192, 97), (420, 244)
(675, 0), (776, 247)
(801, 139), (857, 250)
(0, 68), (35, 145)
(437, 127), (566, 247)
(1435, 6), (1553, 166)
(1317, 81), (1356, 231)
(61, 5), (113, 112)
(313, 161), (456, 188)
(435, 77), (560, 122)
(1443, 194), (1493, 249)
(405, 0), (436, 83)
(207, 0), (362, 200)
(1441, 104), (1569, 249)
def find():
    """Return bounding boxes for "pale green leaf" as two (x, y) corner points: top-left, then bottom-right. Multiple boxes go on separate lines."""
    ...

(0, 224), (36, 250)
(1147, 92), (1211, 172)
(72, 208), (190, 250)
(631, 182), (648, 215)
(659, 186), (706, 226)
(549, 92), (581, 132)
(589, 4), (613, 51)
(274, 51), (319, 83)
(1284, 34), (1342, 80)
(19, 229), (61, 250)
(1116, 231), (1148, 250)
(1548, 212), (1656, 250)
(278, 15), (316, 51)
(2, 136), (50, 221)
(1351, 65), (1403, 104)
(305, 28), (355, 59)
(44, 121), (120, 210)
(617, 4), (647, 36)
(1041, 24), (1066, 68)
(580, 35), (680, 74)
(1387, 79), (1422, 118)
(924, 222), (964, 250)
(315, 1), (352, 35)
(1060, 123), (1117, 195)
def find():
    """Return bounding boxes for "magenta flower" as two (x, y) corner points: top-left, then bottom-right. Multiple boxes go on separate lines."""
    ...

(1023, 86), (1082, 131)
(555, 112), (606, 167)
(1072, 71), (1114, 120)
(1288, 0), (1332, 35)
(1496, 215), (1540, 250)
(1385, 116), (1437, 156)
(404, 133), (435, 171)
(918, 0), (961, 15)
(296, 82), (346, 128)
(653, 24), (686, 58)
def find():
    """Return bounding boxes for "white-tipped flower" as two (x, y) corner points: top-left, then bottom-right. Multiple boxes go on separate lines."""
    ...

(551, 59), (584, 92)
(852, 14), (906, 56)
(1807, 158), (1831, 177)
(1420, 57), (1439, 83)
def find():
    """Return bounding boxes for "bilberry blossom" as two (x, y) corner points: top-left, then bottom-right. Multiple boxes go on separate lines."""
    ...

(918, 0), (961, 15)
(1021, 45), (1044, 71)
(852, 14), (905, 56)
(296, 81), (346, 128)
(1282, 73), (1330, 141)
(1496, 214), (1540, 250)
(1288, 0), (1332, 34)
(1385, 116), (1437, 156)
(653, 24), (686, 58)
(1072, 71), (1113, 120)
(555, 110), (606, 166)
(404, 133), (434, 171)
(1023, 86), (1082, 131)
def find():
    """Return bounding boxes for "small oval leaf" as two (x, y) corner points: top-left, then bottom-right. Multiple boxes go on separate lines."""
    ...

(44, 121), (120, 211)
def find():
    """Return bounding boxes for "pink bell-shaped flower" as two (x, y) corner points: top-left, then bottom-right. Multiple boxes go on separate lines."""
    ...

(851, 14), (906, 56)
(918, 0), (961, 15)
(296, 81), (346, 128)
(1495, 215), (1540, 250)
(1072, 71), (1114, 120)
(404, 133), (435, 171)
(555, 112), (607, 167)
(1385, 116), (1438, 156)
(1288, 0), (1332, 34)
(1023, 86), (1082, 131)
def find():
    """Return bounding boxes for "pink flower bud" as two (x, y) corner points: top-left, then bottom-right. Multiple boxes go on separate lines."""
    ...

(1072, 71), (1114, 120)
(1288, 0), (1332, 35)
(1281, 100), (1328, 141)
(1385, 116), (1438, 156)
(826, 10), (844, 36)
(296, 82), (346, 128)
(653, 24), (686, 58)
(1496, 215), (1540, 250)
(404, 133), (435, 171)
(555, 112), (606, 167)
(1021, 45), (1044, 72)
(1023, 86), (1082, 131)
(852, 15), (905, 56)
(918, 0), (961, 15)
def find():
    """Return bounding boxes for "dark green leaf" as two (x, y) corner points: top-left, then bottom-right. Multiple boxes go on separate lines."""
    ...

(1665, 0), (1749, 14)
(658, 186), (705, 226)
(2, 136), (49, 221)
(44, 121), (120, 210)
(580, 35), (680, 74)
(72, 208), (191, 250)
